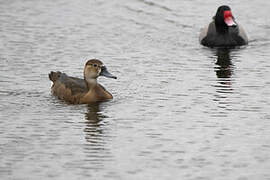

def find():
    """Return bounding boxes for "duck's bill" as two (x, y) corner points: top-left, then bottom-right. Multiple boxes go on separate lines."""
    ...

(225, 17), (236, 27)
(100, 66), (117, 79)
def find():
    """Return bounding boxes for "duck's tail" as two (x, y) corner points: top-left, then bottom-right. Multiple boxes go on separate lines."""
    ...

(49, 71), (61, 82)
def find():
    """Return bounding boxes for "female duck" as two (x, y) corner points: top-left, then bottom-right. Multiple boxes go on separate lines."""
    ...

(199, 5), (248, 47)
(49, 59), (117, 104)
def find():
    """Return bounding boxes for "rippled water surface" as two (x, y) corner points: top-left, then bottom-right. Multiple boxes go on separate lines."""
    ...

(1, 0), (270, 179)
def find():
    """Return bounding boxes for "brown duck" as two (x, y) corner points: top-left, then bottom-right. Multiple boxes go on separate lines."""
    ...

(49, 59), (117, 104)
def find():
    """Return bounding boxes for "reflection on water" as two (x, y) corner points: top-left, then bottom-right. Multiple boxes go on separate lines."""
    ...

(85, 103), (103, 123)
(214, 48), (234, 94)
(1, 0), (270, 179)
(83, 103), (113, 170)
(84, 103), (105, 141)
(212, 49), (234, 115)
(215, 49), (233, 79)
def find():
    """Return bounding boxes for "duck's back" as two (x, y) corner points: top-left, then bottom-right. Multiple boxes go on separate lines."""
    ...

(49, 71), (87, 103)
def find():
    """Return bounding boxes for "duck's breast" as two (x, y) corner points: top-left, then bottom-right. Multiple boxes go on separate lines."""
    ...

(79, 84), (113, 103)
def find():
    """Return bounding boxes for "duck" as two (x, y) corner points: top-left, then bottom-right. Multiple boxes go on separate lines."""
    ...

(48, 59), (117, 104)
(199, 5), (248, 47)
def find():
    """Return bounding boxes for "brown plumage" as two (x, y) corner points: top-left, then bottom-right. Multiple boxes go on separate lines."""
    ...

(49, 59), (117, 104)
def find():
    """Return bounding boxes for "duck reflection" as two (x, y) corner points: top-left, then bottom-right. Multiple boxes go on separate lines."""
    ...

(85, 103), (102, 122)
(212, 48), (235, 114)
(83, 103), (112, 169)
(84, 103), (107, 142)
(214, 48), (234, 93)
(215, 48), (233, 79)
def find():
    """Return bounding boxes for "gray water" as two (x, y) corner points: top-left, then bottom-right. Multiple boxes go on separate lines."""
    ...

(1, 0), (270, 179)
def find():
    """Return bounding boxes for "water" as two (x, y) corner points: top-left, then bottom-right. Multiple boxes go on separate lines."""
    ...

(1, 0), (270, 179)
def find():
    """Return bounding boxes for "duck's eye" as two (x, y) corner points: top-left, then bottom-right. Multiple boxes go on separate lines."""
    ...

(93, 64), (98, 67)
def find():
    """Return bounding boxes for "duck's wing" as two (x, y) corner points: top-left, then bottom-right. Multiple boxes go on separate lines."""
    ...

(57, 73), (87, 95)
(199, 24), (210, 43)
(199, 22), (217, 46)
(49, 71), (88, 103)
(237, 24), (248, 44)
(228, 23), (248, 46)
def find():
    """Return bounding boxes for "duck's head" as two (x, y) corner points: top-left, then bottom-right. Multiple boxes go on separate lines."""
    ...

(215, 5), (237, 32)
(84, 59), (117, 84)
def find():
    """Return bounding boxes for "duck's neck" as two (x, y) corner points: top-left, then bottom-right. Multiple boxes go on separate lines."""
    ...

(84, 77), (97, 90)
(216, 25), (228, 34)
(215, 16), (228, 34)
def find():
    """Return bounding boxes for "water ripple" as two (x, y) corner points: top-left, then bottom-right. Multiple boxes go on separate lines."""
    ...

(1, 0), (270, 179)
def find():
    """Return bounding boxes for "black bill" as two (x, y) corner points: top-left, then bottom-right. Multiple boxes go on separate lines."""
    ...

(100, 66), (117, 79)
